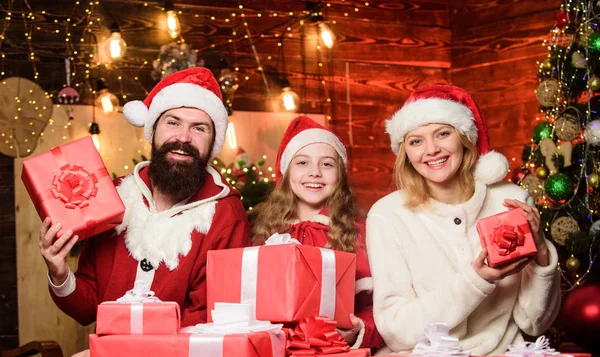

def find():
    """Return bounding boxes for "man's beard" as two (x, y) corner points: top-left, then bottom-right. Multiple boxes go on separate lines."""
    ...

(148, 141), (209, 202)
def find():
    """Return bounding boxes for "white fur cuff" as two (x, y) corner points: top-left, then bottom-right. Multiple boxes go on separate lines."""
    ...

(48, 269), (76, 297)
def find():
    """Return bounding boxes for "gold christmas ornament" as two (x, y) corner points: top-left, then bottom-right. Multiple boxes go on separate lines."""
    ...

(555, 112), (582, 141)
(550, 216), (580, 246)
(536, 79), (560, 107)
(521, 174), (545, 202)
(572, 51), (587, 69)
(566, 255), (581, 273)
(536, 166), (549, 179)
(589, 173), (599, 188)
(543, 58), (553, 70)
(590, 75), (600, 91)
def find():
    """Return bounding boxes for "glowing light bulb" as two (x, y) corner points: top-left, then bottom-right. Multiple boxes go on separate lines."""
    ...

(166, 10), (181, 39)
(108, 32), (125, 59)
(318, 22), (335, 48)
(89, 122), (101, 151)
(280, 87), (299, 112)
(226, 122), (237, 149)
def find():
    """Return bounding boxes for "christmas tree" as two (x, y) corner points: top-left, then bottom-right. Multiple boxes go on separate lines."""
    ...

(515, 0), (600, 291)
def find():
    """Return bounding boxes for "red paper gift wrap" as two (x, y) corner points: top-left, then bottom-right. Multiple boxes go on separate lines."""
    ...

(476, 208), (537, 268)
(207, 244), (356, 329)
(21, 136), (125, 240)
(324, 349), (371, 357)
(89, 330), (285, 357)
(96, 301), (180, 335)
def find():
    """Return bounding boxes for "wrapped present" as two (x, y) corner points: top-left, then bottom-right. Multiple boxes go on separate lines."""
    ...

(90, 303), (286, 357)
(21, 136), (125, 240)
(96, 289), (180, 335)
(476, 209), (537, 268)
(324, 350), (371, 357)
(207, 233), (356, 328)
(410, 323), (470, 357)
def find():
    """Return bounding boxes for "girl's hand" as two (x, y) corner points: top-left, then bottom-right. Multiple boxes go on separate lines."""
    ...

(503, 199), (549, 266)
(336, 314), (362, 346)
(472, 248), (533, 283)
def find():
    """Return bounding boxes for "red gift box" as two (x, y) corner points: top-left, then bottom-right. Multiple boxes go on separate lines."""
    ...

(89, 330), (286, 357)
(96, 301), (180, 335)
(207, 244), (356, 329)
(476, 208), (537, 268)
(21, 136), (125, 240)
(324, 349), (371, 357)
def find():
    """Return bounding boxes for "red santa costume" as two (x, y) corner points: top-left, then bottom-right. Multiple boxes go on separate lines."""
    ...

(48, 67), (251, 327)
(275, 116), (384, 350)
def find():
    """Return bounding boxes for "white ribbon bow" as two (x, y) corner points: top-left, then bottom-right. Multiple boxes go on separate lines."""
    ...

(116, 289), (162, 303)
(264, 233), (301, 245)
(411, 323), (470, 357)
(181, 303), (283, 334)
(506, 336), (560, 357)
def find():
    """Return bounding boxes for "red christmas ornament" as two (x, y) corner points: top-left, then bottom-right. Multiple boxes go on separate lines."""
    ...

(511, 167), (529, 184)
(556, 10), (569, 29)
(560, 283), (600, 352)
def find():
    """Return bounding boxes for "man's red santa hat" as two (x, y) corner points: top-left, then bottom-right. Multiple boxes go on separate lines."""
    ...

(385, 85), (508, 185)
(123, 67), (228, 159)
(276, 115), (347, 181)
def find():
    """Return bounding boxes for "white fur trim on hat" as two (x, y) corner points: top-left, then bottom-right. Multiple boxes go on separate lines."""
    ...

(124, 82), (228, 159)
(474, 151), (509, 185)
(123, 100), (149, 127)
(386, 98), (479, 154)
(279, 128), (347, 174)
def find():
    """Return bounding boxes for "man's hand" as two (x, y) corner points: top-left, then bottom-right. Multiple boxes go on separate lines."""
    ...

(39, 217), (79, 285)
(336, 314), (362, 346)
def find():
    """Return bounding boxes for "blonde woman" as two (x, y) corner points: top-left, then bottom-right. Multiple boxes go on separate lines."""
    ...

(366, 86), (561, 355)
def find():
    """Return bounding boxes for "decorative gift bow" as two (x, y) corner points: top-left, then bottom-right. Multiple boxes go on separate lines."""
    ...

(285, 316), (350, 356)
(492, 224), (526, 256)
(116, 289), (162, 303)
(52, 165), (98, 209)
(410, 323), (470, 357)
(181, 302), (283, 334)
(505, 336), (560, 357)
(265, 232), (301, 245)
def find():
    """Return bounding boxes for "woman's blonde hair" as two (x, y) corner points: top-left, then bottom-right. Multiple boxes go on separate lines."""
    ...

(393, 128), (479, 209)
(252, 153), (361, 252)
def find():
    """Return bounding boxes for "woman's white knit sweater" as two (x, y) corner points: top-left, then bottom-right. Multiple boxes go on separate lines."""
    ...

(366, 181), (561, 356)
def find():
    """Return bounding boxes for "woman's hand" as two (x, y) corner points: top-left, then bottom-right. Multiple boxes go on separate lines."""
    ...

(336, 314), (362, 346)
(472, 248), (533, 283)
(503, 199), (549, 266)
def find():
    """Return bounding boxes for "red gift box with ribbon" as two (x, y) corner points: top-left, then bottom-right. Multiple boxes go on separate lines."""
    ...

(206, 244), (356, 329)
(476, 208), (537, 268)
(96, 301), (180, 335)
(89, 330), (286, 357)
(21, 136), (125, 240)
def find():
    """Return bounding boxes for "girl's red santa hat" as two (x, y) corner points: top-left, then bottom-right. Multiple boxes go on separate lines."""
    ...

(276, 115), (347, 181)
(385, 85), (509, 185)
(122, 67), (228, 159)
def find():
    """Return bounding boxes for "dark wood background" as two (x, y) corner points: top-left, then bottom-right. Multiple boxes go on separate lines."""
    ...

(0, 0), (560, 349)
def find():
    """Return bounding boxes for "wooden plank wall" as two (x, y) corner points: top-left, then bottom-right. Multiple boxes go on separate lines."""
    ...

(450, 0), (561, 170)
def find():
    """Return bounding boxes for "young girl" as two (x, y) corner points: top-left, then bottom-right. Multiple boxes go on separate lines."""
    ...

(252, 115), (383, 350)
(367, 85), (561, 356)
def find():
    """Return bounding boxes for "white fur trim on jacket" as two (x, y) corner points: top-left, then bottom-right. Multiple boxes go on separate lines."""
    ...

(386, 98), (478, 154)
(115, 162), (230, 270)
(279, 128), (347, 174)
(123, 82), (228, 159)
(355, 277), (373, 295)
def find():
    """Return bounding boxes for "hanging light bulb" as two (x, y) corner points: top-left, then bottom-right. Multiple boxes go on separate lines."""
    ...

(89, 122), (101, 151)
(105, 23), (127, 60)
(164, 1), (181, 39)
(279, 78), (300, 112)
(226, 122), (237, 150)
(95, 78), (120, 115)
(318, 22), (335, 49)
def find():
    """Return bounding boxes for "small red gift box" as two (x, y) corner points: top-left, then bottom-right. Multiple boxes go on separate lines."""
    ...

(21, 136), (125, 240)
(324, 349), (371, 357)
(207, 244), (356, 329)
(476, 208), (537, 268)
(89, 330), (285, 357)
(96, 301), (180, 335)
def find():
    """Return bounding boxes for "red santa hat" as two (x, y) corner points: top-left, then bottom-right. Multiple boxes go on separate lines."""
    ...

(276, 115), (347, 181)
(123, 67), (228, 158)
(385, 85), (508, 185)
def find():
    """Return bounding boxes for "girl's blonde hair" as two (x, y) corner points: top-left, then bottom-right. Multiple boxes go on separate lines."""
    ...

(394, 128), (479, 209)
(252, 153), (360, 252)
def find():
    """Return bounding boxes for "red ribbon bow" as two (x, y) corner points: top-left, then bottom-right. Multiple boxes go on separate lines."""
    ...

(51, 165), (98, 209)
(492, 224), (525, 256)
(285, 316), (350, 356)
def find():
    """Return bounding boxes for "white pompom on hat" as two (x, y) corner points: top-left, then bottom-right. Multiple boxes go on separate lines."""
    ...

(122, 67), (228, 159)
(385, 85), (508, 185)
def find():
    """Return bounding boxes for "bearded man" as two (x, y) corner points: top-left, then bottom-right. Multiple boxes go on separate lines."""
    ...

(39, 67), (250, 327)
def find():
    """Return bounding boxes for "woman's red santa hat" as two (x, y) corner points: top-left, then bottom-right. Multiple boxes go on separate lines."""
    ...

(122, 67), (228, 159)
(385, 85), (509, 185)
(276, 115), (347, 181)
